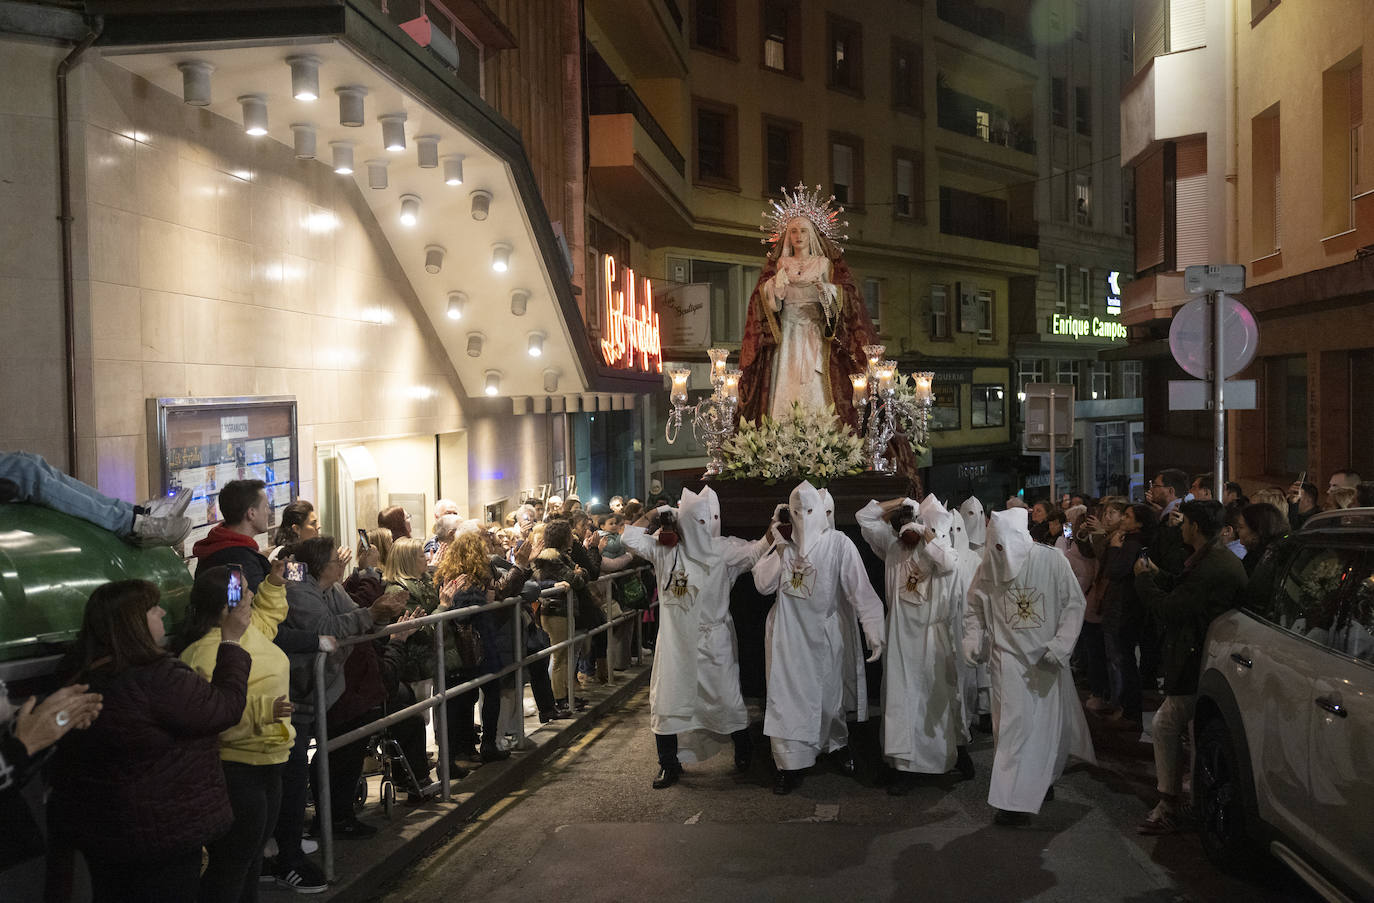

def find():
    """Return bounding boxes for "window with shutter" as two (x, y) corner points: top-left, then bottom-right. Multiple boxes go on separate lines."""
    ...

(1169, 0), (1206, 52)
(1251, 109), (1281, 255)
(1174, 138), (1208, 269)
(930, 284), (950, 340)
(1135, 0), (1167, 70)
(1135, 150), (1165, 270)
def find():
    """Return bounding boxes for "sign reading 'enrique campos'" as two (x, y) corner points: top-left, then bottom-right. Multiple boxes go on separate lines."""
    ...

(1049, 313), (1127, 342)
(600, 255), (663, 373)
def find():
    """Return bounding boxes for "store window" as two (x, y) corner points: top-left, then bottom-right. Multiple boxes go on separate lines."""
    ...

(930, 283), (951, 340)
(972, 384), (1006, 428)
(931, 384), (961, 431)
(667, 257), (758, 345)
(1018, 358), (1045, 402)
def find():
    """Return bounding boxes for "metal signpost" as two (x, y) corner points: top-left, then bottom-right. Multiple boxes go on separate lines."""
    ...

(1171, 265), (1259, 491)
(1025, 383), (1075, 501)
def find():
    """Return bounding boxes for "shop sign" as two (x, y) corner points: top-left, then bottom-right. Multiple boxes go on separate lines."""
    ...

(1106, 271), (1122, 314)
(1049, 313), (1126, 342)
(600, 255), (663, 373)
(655, 281), (710, 349)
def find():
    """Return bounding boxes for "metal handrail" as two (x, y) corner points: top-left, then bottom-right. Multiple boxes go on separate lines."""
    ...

(312, 563), (655, 880)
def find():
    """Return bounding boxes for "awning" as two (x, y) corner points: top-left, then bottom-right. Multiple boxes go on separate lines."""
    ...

(90, 0), (663, 403)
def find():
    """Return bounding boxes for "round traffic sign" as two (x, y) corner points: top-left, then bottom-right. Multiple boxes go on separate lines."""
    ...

(1168, 295), (1259, 380)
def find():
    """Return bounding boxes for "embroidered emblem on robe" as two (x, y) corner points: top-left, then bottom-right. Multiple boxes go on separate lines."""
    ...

(1005, 584), (1046, 629)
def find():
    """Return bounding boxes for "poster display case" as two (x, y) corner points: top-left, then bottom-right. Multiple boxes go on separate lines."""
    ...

(147, 396), (298, 552)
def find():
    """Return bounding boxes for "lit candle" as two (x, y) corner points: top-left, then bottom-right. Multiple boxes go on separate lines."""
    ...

(863, 343), (886, 376)
(851, 373), (868, 409)
(914, 372), (934, 403)
(877, 366), (895, 395)
(722, 369), (741, 402)
(669, 367), (691, 405)
(708, 348), (729, 385)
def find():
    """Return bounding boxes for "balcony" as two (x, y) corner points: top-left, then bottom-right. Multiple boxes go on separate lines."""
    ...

(939, 186), (1037, 249)
(585, 0), (688, 78)
(1121, 45), (1220, 165)
(937, 83), (1035, 154)
(936, 0), (1035, 59)
(588, 83), (690, 229)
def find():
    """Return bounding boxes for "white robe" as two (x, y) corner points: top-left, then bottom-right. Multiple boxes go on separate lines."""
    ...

(754, 531), (884, 770)
(622, 524), (765, 763)
(950, 516), (988, 721)
(963, 543), (1096, 813)
(857, 501), (968, 773)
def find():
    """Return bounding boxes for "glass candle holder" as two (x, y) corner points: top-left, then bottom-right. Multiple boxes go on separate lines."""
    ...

(877, 365), (896, 396)
(669, 367), (691, 406)
(722, 368), (741, 402)
(914, 371), (934, 403)
(707, 348), (729, 388)
(850, 373), (868, 409)
(863, 343), (886, 376)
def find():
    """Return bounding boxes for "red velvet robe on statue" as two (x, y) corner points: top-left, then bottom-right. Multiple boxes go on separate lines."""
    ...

(738, 250), (921, 488)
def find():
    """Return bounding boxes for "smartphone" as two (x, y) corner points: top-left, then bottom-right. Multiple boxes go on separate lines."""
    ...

(357, 528), (370, 549)
(1297, 471), (1307, 487)
(226, 564), (244, 608)
(1063, 522), (1074, 540)
(1137, 546), (1151, 564)
(284, 559), (307, 582)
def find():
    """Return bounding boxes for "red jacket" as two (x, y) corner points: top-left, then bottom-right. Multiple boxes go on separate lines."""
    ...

(50, 644), (250, 863)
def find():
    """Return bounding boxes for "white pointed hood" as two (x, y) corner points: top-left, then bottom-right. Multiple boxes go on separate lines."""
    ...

(788, 480), (829, 558)
(984, 508), (1033, 584)
(678, 487), (719, 568)
(917, 494), (952, 541)
(818, 488), (836, 531)
(949, 504), (970, 554)
(959, 497), (987, 547)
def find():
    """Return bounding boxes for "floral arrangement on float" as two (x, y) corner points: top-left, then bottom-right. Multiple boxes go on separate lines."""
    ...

(718, 402), (866, 486)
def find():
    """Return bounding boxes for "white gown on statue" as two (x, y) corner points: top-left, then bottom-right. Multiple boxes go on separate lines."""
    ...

(962, 509), (1096, 814)
(767, 257), (838, 419)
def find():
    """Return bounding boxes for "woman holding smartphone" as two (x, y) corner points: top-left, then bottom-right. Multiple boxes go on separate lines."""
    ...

(178, 560), (295, 902)
(50, 580), (252, 901)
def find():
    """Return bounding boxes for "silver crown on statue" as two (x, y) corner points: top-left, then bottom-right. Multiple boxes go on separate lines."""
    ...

(760, 183), (850, 250)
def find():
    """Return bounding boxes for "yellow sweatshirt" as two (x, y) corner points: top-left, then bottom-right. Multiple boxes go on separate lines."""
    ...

(180, 578), (296, 765)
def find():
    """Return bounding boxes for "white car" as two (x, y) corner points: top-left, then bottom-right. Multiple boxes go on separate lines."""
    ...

(1194, 508), (1374, 901)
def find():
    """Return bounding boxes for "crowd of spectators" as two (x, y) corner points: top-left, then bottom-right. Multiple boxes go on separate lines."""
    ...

(1, 463), (654, 899)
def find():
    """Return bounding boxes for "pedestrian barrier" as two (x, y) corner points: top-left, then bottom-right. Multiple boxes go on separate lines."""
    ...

(311, 564), (656, 880)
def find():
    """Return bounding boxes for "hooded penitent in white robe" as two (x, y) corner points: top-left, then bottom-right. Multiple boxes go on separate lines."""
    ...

(622, 486), (767, 764)
(755, 481), (885, 770)
(959, 497), (986, 551)
(858, 496), (968, 773)
(950, 505), (987, 726)
(962, 509), (1095, 814)
(819, 489), (872, 723)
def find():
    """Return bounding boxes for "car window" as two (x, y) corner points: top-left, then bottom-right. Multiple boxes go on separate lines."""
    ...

(1333, 557), (1374, 664)
(1247, 542), (1361, 645)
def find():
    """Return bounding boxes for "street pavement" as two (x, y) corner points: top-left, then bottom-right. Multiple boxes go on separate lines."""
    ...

(379, 688), (1319, 903)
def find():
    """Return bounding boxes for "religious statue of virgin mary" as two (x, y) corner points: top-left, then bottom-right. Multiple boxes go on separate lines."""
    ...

(739, 184), (920, 484)
(739, 184), (874, 429)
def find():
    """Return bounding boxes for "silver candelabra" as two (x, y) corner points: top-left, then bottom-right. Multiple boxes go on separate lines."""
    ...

(664, 348), (741, 477)
(851, 344), (934, 473)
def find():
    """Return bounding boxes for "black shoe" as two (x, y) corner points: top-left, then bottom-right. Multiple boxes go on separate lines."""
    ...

(652, 764), (683, 789)
(539, 709), (572, 723)
(331, 815), (377, 838)
(955, 746), (976, 781)
(772, 770), (803, 795)
(733, 737), (753, 773)
(480, 746), (511, 763)
(573, 696), (588, 711)
(976, 713), (993, 734)
(830, 747), (856, 777)
(272, 857), (328, 894)
(993, 809), (1031, 826)
(886, 772), (919, 797)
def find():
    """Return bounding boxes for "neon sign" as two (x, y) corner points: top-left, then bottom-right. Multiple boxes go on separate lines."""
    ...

(1050, 313), (1127, 341)
(1106, 271), (1122, 315)
(600, 255), (663, 373)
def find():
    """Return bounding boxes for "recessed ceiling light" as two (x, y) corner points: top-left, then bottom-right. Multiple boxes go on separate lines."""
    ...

(287, 54), (321, 101)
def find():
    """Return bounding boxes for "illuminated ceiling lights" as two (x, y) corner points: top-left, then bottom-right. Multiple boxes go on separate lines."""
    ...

(469, 189), (492, 221)
(379, 112), (407, 152)
(484, 370), (501, 396)
(491, 242), (512, 273)
(330, 140), (354, 174)
(416, 134), (440, 168)
(399, 193), (421, 227)
(286, 54), (321, 101)
(424, 244), (445, 273)
(446, 291), (466, 320)
(443, 154), (464, 186)
(336, 85), (366, 126)
(177, 61), (213, 106)
(290, 123), (316, 160)
(238, 94), (268, 136)
(527, 332), (544, 357)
